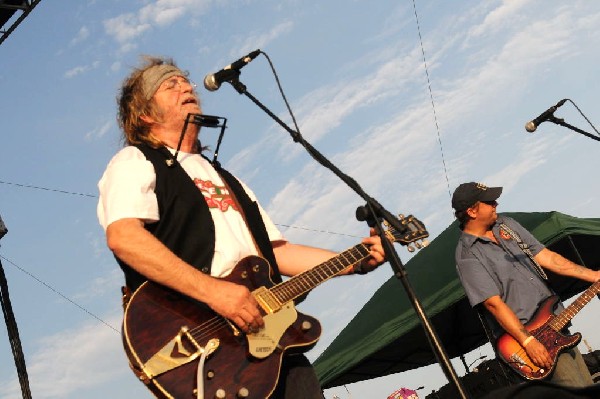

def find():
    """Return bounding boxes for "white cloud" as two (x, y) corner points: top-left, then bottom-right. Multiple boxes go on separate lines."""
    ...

(232, 20), (294, 57)
(0, 315), (126, 399)
(64, 61), (100, 79)
(84, 119), (113, 141)
(72, 267), (123, 301)
(69, 26), (90, 46)
(103, 13), (151, 45)
(103, 0), (213, 51)
(138, 0), (211, 27)
(485, 133), (570, 193)
(467, 0), (534, 39)
(227, 46), (425, 180)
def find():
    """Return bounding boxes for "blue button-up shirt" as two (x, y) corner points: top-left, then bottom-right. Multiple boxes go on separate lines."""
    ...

(455, 216), (558, 337)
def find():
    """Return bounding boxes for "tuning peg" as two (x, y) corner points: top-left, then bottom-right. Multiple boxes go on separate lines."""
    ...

(407, 245), (415, 253)
(421, 239), (429, 247)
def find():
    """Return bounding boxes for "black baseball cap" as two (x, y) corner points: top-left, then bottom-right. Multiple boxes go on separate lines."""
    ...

(452, 182), (502, 212)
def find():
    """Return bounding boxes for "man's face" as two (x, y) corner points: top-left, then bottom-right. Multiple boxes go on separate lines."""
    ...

(473, 200), (498, 225)
(152, 75), (201, 125)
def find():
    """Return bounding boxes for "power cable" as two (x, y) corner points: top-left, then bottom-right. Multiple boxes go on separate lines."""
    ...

(411, 0), (452, 204)
(0, 254), (120, 334)
(0, 179), (359, 237)
(0, 179), (96, 198)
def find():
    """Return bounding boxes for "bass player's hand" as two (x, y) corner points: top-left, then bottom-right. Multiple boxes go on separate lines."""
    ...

(524, 337), (552, 369)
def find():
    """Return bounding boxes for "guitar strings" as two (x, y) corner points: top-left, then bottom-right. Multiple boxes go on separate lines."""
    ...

(180, 244), (373, 347)
(188, 316), (233, 344)
(270, 244), (370, 303)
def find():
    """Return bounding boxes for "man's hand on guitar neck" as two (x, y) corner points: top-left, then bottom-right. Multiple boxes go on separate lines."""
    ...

(357, 228), (386, 273)
(351, 228), (387, 275)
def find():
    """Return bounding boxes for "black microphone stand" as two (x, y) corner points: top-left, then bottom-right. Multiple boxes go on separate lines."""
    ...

(547, 115), (600, 142)
(225, 74), (469, 399)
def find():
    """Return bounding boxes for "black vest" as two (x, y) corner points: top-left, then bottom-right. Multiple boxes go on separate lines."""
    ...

(116, 145), (281, 291)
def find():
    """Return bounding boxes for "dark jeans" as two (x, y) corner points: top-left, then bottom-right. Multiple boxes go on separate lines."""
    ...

(271, 354), (324, 399)
(550, 347), (594, 387)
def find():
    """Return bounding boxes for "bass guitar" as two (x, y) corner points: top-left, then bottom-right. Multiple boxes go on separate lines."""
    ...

(496, 280), (600, 380)
(123, 215), (428, 398)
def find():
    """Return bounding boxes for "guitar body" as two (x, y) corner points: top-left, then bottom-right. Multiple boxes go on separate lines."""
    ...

(496, 295), (581, 380)
(123, 256), (321, 399)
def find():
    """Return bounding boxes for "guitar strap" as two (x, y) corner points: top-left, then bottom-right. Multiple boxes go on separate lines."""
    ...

(210, 159), (283, 284)
(498, 222), (548, 280)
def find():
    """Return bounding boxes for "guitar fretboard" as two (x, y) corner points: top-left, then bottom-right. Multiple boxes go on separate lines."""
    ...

(271, 243), (372, 304)
(549, 280), (600, 331)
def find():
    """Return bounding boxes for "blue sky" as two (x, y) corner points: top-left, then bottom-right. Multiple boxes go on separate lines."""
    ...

(1, 1), (599, 398)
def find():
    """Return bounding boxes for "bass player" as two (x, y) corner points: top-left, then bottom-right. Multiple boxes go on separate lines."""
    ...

(453, 182), (599, 387)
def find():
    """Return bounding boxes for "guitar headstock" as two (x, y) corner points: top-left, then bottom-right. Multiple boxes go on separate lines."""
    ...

(384, 214), (429, 252)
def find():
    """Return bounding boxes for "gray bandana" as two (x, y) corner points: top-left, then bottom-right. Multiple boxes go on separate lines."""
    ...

(141, 64), (184, 100)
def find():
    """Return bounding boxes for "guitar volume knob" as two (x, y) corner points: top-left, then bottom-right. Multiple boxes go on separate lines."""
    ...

(215, 388), (226, 398)
(237, 387), (249, 398)
(301, 321), (312, 331)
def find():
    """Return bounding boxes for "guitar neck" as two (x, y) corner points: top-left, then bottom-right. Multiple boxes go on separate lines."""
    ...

(550, 280), (600, 331)
(270, 243), (372, 304)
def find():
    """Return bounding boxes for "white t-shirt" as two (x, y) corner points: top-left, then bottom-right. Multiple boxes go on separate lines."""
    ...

(97, 146), (284, 277)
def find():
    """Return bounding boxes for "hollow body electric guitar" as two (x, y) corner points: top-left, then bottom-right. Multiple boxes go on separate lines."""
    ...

(123, 215), (428, 399)
(496, 280), (600, 380)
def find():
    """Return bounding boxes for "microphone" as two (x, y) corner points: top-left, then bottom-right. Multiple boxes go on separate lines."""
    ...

(203, 49), (261, 91)
(525, 99), (567, 132)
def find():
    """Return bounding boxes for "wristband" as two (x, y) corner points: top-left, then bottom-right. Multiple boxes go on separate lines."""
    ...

(522, 336), (534, 347)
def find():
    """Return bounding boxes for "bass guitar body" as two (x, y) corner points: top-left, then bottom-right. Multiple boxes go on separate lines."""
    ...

(496, 295), (581, 380)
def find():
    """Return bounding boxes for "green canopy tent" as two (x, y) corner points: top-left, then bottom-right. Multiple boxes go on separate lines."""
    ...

(314, 212), (600, 388)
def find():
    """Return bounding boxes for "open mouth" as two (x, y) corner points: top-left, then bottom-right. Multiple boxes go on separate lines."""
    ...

(182, 97), (197, 105)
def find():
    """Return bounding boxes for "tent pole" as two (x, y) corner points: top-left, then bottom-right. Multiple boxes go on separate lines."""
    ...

(567, 235), (586, 267)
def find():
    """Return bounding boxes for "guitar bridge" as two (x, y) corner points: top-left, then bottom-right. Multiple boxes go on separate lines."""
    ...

(510, 353), (526, 366)
(141, 326), (219, 379)
(510, 353), (541, 374)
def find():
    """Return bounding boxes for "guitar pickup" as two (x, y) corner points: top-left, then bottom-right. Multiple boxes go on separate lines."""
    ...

(253, 286), (282, 314)
(141, 326), (219, 379)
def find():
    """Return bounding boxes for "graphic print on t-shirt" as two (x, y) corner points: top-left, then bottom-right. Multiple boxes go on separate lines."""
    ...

(194, 178), (239, 212)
